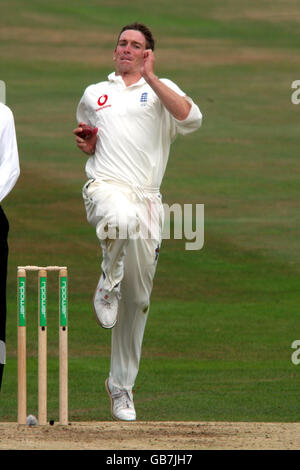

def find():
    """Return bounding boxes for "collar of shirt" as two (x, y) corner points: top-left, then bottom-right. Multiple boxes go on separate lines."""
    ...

(108, 72), (146, 90)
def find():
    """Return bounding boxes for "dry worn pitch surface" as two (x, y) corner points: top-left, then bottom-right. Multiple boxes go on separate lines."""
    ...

(1, 421), (300, 450)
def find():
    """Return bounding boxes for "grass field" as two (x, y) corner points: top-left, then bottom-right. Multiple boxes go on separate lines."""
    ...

(1, 0), (300, 423)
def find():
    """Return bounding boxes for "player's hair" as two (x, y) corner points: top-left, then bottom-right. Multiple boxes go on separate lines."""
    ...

(117, 23), (155, 51)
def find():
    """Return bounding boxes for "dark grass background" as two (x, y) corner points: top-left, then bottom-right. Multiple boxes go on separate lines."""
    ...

(1, 0), (300, 422)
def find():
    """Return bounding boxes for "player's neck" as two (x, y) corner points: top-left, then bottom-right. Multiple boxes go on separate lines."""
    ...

(117, 71), (143, 87)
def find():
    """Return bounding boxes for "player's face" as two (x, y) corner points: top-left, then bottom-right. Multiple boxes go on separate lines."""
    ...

(114, 30), (147, 75)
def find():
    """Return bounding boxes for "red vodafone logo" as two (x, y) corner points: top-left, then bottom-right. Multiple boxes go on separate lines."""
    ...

(97, 94), (108, 106)
(95, 94), (111, 112)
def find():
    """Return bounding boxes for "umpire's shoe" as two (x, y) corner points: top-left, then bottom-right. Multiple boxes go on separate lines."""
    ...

(93, 273), (120, 329)
(105, 378), (136, 421)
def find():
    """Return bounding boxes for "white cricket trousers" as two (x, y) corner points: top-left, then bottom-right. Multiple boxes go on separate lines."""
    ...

(82, 178), (163, 391)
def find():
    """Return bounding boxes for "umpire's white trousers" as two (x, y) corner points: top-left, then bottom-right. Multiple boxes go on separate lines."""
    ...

(82, 178), (163, 391)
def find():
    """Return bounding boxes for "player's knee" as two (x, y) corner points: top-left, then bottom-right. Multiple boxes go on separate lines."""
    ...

(131, 292), (150, 314)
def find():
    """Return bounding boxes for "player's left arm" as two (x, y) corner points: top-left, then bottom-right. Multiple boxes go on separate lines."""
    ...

(141, 49), (191, 121)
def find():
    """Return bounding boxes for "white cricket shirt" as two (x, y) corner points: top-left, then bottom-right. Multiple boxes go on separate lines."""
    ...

(0, 103), (20, 202)
(77, 72), (202, 190)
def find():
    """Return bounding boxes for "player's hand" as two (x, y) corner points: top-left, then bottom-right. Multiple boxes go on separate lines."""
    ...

(141, 49), (156, 82)
(73, 122), (98, 155)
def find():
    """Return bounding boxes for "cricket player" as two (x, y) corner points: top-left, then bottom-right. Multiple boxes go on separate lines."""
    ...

(0, 102), (20, 390)
(73, 23), (202, 420)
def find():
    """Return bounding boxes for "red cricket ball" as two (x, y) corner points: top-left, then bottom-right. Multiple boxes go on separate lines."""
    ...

(77, 124), (98, 139)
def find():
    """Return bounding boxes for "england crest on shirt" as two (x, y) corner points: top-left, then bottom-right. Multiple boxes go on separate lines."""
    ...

(140, 92), (148, 106)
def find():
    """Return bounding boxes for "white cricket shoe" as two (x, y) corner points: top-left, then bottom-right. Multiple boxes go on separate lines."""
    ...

(105, 378), (136, 421)
(93, 273), (120, 329)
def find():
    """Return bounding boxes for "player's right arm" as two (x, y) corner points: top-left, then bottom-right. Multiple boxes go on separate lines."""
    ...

(73, 122), (98, 155)
(74, 86), (99, 155)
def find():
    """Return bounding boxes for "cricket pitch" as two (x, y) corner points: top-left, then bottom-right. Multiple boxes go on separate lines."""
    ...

(0, 421), (299, 450)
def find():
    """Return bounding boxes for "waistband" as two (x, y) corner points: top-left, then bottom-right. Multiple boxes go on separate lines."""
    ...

(85, 177), (161, 200)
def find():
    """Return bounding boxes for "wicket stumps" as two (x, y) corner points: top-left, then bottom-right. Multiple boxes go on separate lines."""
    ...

(17, 266), (68, 425)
